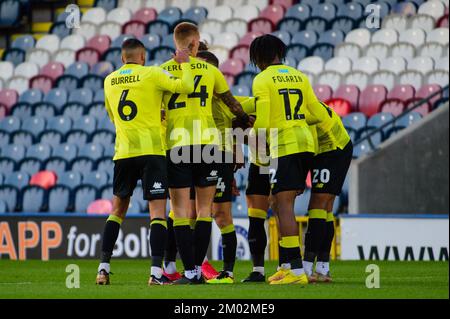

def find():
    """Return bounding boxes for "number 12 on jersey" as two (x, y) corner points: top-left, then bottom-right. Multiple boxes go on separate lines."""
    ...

(279, 88), (305, 121)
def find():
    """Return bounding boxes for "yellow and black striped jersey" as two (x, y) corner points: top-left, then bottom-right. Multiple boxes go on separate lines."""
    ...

(161, 57), (230, 150)
(104, 63), (193, 160)
(252, 64), (330, 158)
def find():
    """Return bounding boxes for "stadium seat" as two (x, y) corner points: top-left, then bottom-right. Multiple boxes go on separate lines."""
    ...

(379, 56), (407, 75)
(338, 2), (364, 20)
(0, 116), (21, 133)
(11, 103), (33, 119)
(0, 89), (19, 110)
(97, 157), (114, 174)
(5, 172), (30, 189)
(26, 144), (51, 161)
(2, 48), (26, 67)
(122, 20), (146, 38)
(18, 157), (42, 176)
(0, 129), (9, 146)
(410, 14), (436, 32)
(53, 143), (78, 162)
(220, 59), (245, 76)
(20, 186), (46, 212)
(305, 17), (328, 33)
(382, 15), (408, 32)
(285, 3), (310, 20)
(61, 35), (86, 52)
(313, 85), (333, 102)
(22, 117), (46, 137)
(342, 112), (367, 131)
(133, 7), (158, 24)
(359, 85), (388, 117)
(151, 46), (175, 62)
(50, 21), (72, 39)
(371, 70), (396, 91)
(83, 7), (107, 25)
(380, 99), (406, 116)
(405, 98), (431, 116)
(249, 17), (275, 34)
(399, 70), (424, 90)
(0, 0), (20, 25)
(352, 140), (374, 158)
(87, 199), (113, 215)
(291, 30), (317, 49)
(325, 57), (352, 74)
(271, 30), (291, 45)
(372, 28), (399, 46)
(70, 157), (95, 174)
(286, 44), (308, 63)
(335, 43), (362, 60)
(327, 98), (352, 117)
(14, 62), (39, 79)
(68, 88), (93, 106)
(11, 130), (34, 147)
(344, 71), (369, 91)
(76, 48), (101, 68)
(277, 17), (301, 35)
(39, 130), (63, 146)
(417, 84), (443, 106)
(147, 20), (172, 37)
(0, 199), (6, 213)
(11, 35), (35, 51)
(183, 6), (208, 24)
(418, 0), (446, 19)
(53, 49), (77, 68)
(319, 30), (345, 47)
(58, 171), (82, 189)
(74, 185), (97, 212)
(43, 157), (68, 176)
(312, 2), (337, 20)
(388, 84), (416, 102)
(334, 85), (360, 111)
(427, 70), (449, 88)
(29, 171), (57, 190)
(367, 112), (395, 135)
(345, 28), (371, 47)
(331, 16), (356, 35)
(78, 144), (104, 161)
(65, 129), (89, 148)
(0, 186), (19, 212)
(298, 56), (325, 75)
(396, 111), (423, 128)
(34, 102), (57, 118)
(317, 71), (343, 91)
(353, 57), (379, 75)
(294, 189), (310, 216)
(83, 170), (109, 187)
(29, 75), (54, 94)
(0, 61), (14, 83)
(86, 35), (111, 56)
(0, 158), (15, 174)
(231, 85), (251, 97)
(158, 6), (182, 24)
(47, 185), (71, 213)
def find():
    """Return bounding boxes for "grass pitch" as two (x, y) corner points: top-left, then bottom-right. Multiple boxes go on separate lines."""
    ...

(0, 260), (447, 299)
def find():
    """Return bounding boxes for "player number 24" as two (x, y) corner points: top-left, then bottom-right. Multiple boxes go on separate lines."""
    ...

(168, 75), (208, 110)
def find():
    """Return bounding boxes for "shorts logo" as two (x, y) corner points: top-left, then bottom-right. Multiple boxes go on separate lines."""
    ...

(210, 170), (218, 177)
(207, 170), (219, 182)
(153, 182), (162, 189)
(150, 182), (165, 195)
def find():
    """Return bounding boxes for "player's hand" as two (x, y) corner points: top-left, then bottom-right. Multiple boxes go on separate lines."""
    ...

(231, 179), (240, 197)
(161, 109), (166, 121)
(173, 48), (190, 64)
(232, 114), (252, 130)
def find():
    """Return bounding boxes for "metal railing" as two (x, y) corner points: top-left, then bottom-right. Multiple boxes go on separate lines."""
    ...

(353, 84), (450, 151)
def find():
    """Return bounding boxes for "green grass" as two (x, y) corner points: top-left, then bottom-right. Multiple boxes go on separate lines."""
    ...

(0, 260), (447, 299)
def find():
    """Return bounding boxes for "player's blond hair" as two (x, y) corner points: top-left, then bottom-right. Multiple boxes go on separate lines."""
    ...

(173, 22), (200, 48)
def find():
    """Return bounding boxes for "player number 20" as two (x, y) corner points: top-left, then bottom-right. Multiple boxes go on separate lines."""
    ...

(312, 169), (330, 184)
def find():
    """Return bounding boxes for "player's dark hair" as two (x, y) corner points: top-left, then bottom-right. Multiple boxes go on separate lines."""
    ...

(196, 50), (219, 68)
(249, 34), (286, 67)
(198, 41), (209, 51)
(121, 38), (145, 51)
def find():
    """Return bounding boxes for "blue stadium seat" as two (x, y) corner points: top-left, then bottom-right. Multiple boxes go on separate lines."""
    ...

(73, 185), (97, 212)
(44, 88), (68, 110)
(346, 127), (358, 143)
(2, 48), (25, 66)
(0, 158), (15, 174)
(161, 34), (176, 49)
(56, 11), (71, 23)
(43, 157), (69, 176)
(70, 157), (95, 174)
(56, 75), (79, 91)
(231, 85), (251, 97)
(93, 90), (105, 103)
(0, 186), (19, 212)
(151, 46), (175, 62)
(0, 116), (21, 133)
(65, 130), (89, 148)
(1, 144), (25, 161)
(103, 145), (114, 158)
(58, 171), (82, 189)
(65, 62), (89, 79)
(19, 89), (43, 104)
(371, 1), (391, 18)
(91, 130), (115, 148)
(96, 157), (114, 174)
(358, 128), (383, 146)
(103, 48), (122, 69)
(353, 140), (374, 158)
(396, 111), (423, 128)
(26, 144), (52, 161)
(271, 30), (291, 46)
(277, 17), (302, 35)
(100, 184), (113, 200)
(80, 75), (103, 90)
(285, 3), (311, 20)
(232, 193), (247, 217)
(319, 29), (345, 46)
(0, 199), (6, 213)
(47, 116), (73, 135)
(48, 185), (71, 213)
(5, 172), (30, 189)
(353, 0), (372, 7)
(0, 0), (21, 26)
(127, 199), (142, 214)
(91, 62), (114, 77)
(11, 103), (33, 119)
(53, 143), (78, 162)
(11, 130), (34, 147)
(311, 3), (337, 21)
(183, 6), (208, 24)
(21, 186), (47, 212)
(82, 170), (108, 187)
(22, 117), (46, 137)
(147, 20), (172, 38)
(73, 116), (97, 134)
(0, 172), (3, 184)
(62, 103), (86, 121)
(97, 117), (115, 133)
(94, 0), (117, 11)
(50, 21), (71, 38)
(305, 17), (328, 33)
(367, 112), (395, 135)
(39, 130), (64, 145)
(235, 72), (257, 88)
(337, 2), (364, 20)
(291, 30), (318, 48)
(68, 88), (93, 106)
(294, 189), (311, 215)
(286, 44), (308, 62)
(158, 7), (182, 25)
(87, 102), (108, 120)
(140, 34), (161, 50)
(78, 143), (104, 161)
(342, 113), (367, 132)
(18, 158), (42, 176)
(331, 17), (356, 35)
(34, 102), (57, 118)
(311, 43), (334, 61)
(111, 34), (135, 49)
(11, 35), (35, 51)
(0, 130), (9, 147)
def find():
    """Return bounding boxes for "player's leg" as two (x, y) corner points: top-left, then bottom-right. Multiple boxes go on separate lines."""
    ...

(96, 157), (138, 285)
(163, 206), (182, 281)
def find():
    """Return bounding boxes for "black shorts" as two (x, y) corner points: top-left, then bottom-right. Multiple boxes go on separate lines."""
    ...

(246, 163), (271, 196)
(310, 141), (353, 195)
(214, 161), (235, 203)
(113, 155), (168, 201)
(167, 145), (220, 188)
(270, 152), (314, 195)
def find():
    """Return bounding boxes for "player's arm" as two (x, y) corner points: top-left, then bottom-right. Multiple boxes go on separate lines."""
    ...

(252, 77), (270, 131)
(104, 85), (114, 124)
(154, 50), (195, 94)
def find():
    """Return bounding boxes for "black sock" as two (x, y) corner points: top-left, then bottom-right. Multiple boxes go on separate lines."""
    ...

(165, 216), (177, 266)
(304, 218), (326, 263)
(317, 221), (335, 262)
(194, 220), (212, 266)
(248, 217), (267, 267)
(174, 225), (195, 271)
(101, 219), (121, 263)
(222, 230), (237, 273)
(150, 219), (167, 269)
(285, 246), (303, 269)
(278, 243), (289, 266)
